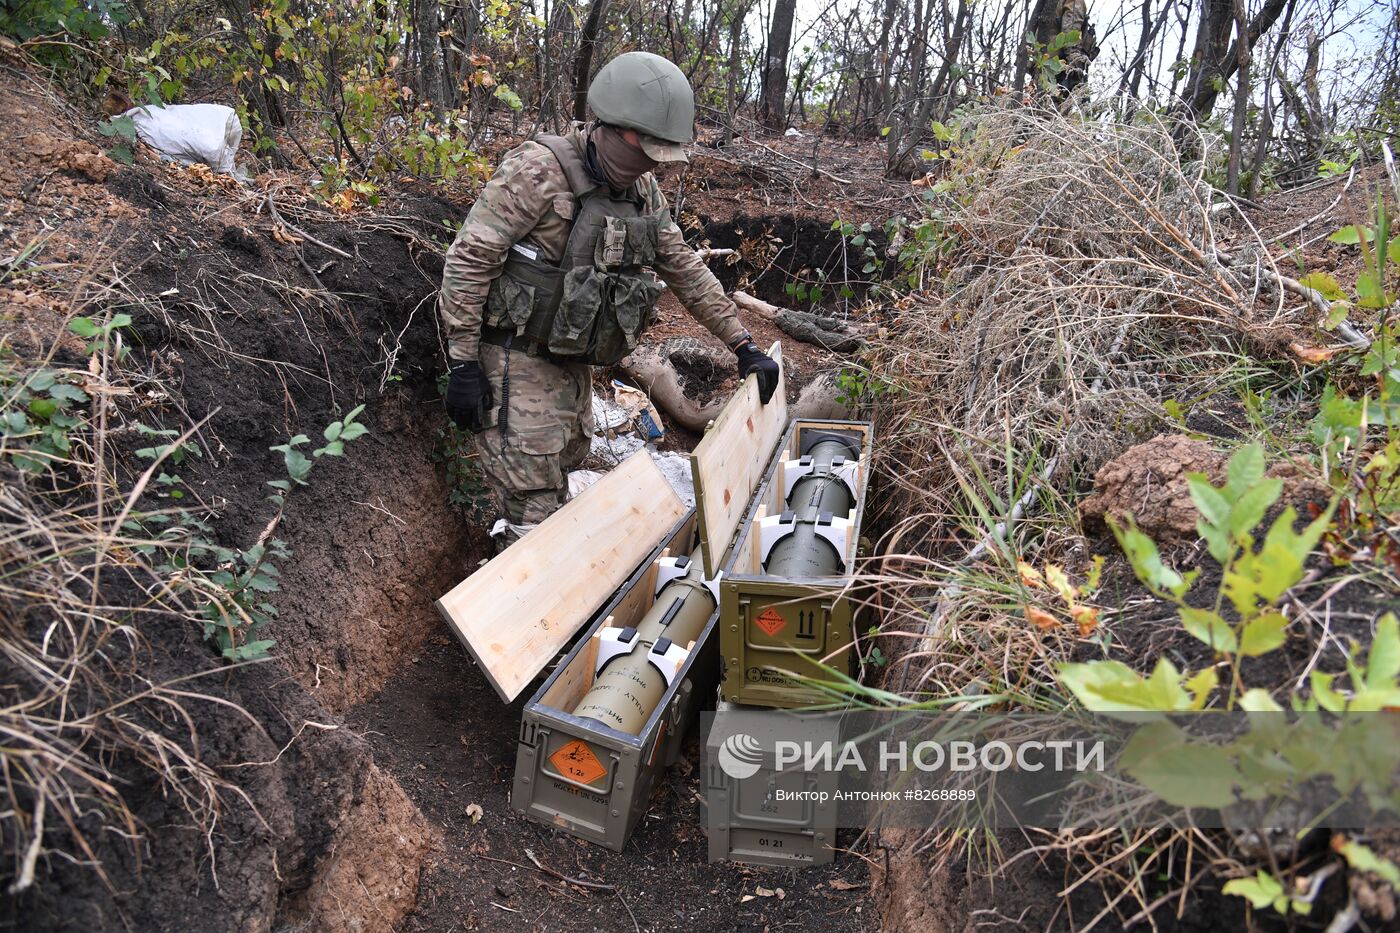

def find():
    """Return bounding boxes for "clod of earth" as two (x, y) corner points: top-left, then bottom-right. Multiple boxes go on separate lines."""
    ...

(1081, 434), (1334, 540)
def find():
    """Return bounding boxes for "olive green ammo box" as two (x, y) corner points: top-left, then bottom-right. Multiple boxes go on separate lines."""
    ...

(439, 345), (789, 852)
(511, 510), (718, 849)
(719, 419), (873, 709)
(705, 704), (840, 866)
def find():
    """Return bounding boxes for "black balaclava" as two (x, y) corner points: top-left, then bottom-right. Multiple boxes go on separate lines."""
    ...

(587, 123), (657, 192)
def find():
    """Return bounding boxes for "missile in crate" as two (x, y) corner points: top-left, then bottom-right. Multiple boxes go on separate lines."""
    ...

(720, 420), (873, 709)
(761, 432), (862, 578)
(573, 549), (718, 735)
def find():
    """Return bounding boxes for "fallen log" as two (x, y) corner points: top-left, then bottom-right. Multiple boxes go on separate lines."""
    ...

(732, 291), (868, 353)
(775, 312), (866, 353)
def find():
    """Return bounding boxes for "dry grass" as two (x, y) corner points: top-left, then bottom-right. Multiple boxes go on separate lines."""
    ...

(866, 103), (1315, 677)
(0, 282), (257, 895)
(856, 103), (1328, 926)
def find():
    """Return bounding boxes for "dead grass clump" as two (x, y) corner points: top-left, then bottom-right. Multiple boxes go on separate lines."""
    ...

(0, 311), (250, 896)
(870, 102), (1310, 560)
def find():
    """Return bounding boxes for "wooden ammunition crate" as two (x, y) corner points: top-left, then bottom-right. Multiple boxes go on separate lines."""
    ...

(705, 704), (840, 866)
(500, 344), (790, 851)
(511, 511), (720, 850)
(718, 420), (874, 709)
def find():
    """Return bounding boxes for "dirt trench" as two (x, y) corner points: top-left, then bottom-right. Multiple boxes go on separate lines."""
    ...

(0, 65), (883, 924)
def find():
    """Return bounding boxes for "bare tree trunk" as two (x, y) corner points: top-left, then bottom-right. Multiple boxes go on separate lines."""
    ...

(414, 0), (444, 115)
(1167, 0), (1193, 102)
(724, 0), (750, 143)
(874, 0), (898, 116)
(758, 0), (797, 130)
(573, 0), (612, 122)
(1119, 0), (1156, 100)
(1279, 26), (1329, 166)
(1247, 0), (1296, 199)
(1013, 0), (1057, 92)
(1180, 0), (1288, 122)
(1225, 0), (1250, 195)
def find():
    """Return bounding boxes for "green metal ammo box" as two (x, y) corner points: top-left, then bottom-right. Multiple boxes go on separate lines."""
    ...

(718, 419), (874, 709)
(705, 703), (840, 866)
(512, 511), (713, 850)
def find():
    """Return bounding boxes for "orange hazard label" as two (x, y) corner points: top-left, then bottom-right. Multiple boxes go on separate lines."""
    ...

(549, 739), (607, 785)
(755, 607), (787, 637)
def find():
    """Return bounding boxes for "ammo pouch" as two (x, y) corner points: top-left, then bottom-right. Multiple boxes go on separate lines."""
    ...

(483, 136), (664, 367)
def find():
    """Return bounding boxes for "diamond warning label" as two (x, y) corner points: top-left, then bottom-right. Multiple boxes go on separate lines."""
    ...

(549, 739), (607, 786)
(754, 607), (787, 637)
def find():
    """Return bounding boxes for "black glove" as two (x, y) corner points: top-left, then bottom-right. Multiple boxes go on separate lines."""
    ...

(445, 360), (494, 433)
(732, 337), (780, 405)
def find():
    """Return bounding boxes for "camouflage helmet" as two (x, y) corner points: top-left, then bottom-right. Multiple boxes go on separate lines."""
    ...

(587, 52), (694, 162)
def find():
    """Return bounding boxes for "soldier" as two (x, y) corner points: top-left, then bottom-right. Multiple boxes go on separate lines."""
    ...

(1055, 0), (1099, 98)
(439, 51), (780, 548)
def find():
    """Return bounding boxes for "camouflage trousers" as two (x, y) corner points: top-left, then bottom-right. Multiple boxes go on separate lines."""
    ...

(475, 343), (593, 547)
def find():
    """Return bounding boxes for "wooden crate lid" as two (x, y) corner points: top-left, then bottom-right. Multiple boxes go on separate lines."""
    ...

(690, 342), (787, 578)
(434, 450), (687, 702)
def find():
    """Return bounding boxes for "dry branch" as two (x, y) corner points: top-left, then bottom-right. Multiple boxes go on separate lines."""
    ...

(732, 290), (870, 353)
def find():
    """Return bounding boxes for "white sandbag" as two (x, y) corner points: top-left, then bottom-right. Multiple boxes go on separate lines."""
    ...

(123, 103), (241, 173)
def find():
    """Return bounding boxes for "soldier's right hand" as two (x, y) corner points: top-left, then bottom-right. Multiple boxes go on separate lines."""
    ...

(445, 360), (494, 433)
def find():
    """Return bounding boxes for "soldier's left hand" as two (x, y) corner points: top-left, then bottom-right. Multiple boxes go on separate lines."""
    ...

(732, 337), (779, 404)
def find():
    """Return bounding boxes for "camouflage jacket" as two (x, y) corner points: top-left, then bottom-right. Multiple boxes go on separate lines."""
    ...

(440, 127), (746, 362)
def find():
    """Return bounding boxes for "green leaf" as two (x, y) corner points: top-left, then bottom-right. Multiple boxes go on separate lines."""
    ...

(339, 422), (368, 441)
(930, 121), (953, 142)
(1108, 516), (1189, 598)
(1184, 667), (1217, 709)
(1228, 478), (1282, 539)
(1120, 720), (1239, 807)
(1328, 224), (1374, 245)
(1237, 688), (1283, 712)
(1186, 474), (1230, 529)
(108, 313), (132, 329)
(225, 638), (276, 660)
(1365, 613), (1400, 692)
(28, 397), (57, 421)
(1239, 611), (1288, 657)
(1057, 658), (1195, 712)
(1223, 871), (1284, 910)
(48, 383), (89, 403)
(68, 317), (100, 338)
(1323, 299), (1354, 330)
(1225, 444), (1265, 494)
(1297, 271), (1346, 301)
(1337, 839), (1400, 885)
(1310, 670), (1346, 713)
(1180, 607), (1237, 653)
(324, 420), (343, 441)
(1356, 271), (1388, 308)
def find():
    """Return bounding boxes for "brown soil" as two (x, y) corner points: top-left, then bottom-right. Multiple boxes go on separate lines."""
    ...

(1080, 433), (1231, 540)
(352, 638), (873, 931)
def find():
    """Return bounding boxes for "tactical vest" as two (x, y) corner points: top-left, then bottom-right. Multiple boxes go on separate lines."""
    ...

(481, 134), (665, 366)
